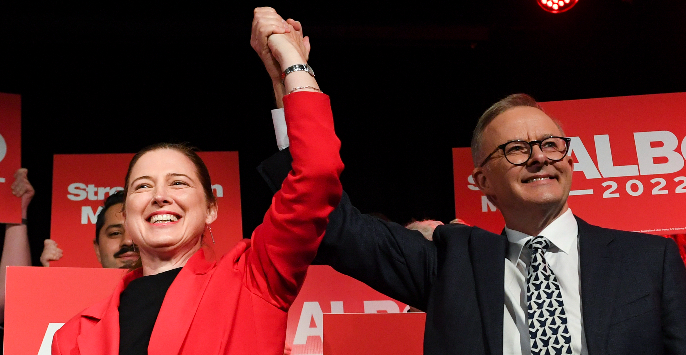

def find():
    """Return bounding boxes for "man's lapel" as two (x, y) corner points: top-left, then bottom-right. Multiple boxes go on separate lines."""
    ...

(470, 227), (506, 355)
(147, 249), (215, 355)
(577, 216), (618, 354)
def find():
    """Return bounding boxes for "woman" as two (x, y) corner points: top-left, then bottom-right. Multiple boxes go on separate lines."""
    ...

(52, 8), (343, 355)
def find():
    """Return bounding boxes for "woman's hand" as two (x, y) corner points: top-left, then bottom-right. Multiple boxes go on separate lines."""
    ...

(267, 17), (318, 94)
(251, 7), (314, 104)
(250, 7), (292, 83)
(267, 20), (310, 71)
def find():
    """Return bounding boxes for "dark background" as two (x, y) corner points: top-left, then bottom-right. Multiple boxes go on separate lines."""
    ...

(0, 1), (684, 265)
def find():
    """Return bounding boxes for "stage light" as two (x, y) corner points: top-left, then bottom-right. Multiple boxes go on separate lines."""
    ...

(538, 0), (578, 13)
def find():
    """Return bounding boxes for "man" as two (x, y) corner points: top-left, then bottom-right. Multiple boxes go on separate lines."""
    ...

(260, 95), (686, 355)
(466, 94), (686, 354)
(252, 16), (686, 352)
(41, 191), (138, 268)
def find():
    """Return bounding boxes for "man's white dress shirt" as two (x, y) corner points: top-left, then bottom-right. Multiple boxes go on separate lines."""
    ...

(503, 208), (588, 355)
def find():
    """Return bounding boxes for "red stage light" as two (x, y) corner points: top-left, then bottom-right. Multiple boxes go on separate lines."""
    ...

(538, 0), (578, 13)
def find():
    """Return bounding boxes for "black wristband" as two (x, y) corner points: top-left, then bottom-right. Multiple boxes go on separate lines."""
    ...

(21, 218), (28, 225)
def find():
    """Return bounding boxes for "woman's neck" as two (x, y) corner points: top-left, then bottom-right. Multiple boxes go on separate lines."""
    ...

(139, 241), (201, 276)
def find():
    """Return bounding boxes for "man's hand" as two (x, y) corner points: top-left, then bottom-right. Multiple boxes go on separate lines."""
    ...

(405, 220), (444, 241)
(267, 21), (310, 71)
(11, 168), (34, 218)
(251, 7), (311, 107)
(251, 7), (292, 82)
(40, 239), (63, 267)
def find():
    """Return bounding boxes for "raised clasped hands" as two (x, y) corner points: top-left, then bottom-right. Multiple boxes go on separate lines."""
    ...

(251, 7), (310, 79)
(266, 21), (309, 72)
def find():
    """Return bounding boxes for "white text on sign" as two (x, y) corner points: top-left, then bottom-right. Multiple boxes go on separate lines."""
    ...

(293, 300), (404, 345)
(67, 183), (225, 224)
(467, 131), (686, 210)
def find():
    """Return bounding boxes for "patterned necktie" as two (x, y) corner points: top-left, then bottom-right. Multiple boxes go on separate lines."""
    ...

(526, 236), (572, 355)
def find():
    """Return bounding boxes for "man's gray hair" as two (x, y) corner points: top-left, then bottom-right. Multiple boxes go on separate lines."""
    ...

(470, 94), (544, 167)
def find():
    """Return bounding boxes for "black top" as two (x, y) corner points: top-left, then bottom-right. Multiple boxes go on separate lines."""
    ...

(119, 267), (182, 355)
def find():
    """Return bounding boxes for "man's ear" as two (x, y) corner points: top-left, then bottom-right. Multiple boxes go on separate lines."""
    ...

(472, 167), (491, 193)
(472, 167), (498, 207)
(563, 155), (574, 170)
(205, 202), (218, 225)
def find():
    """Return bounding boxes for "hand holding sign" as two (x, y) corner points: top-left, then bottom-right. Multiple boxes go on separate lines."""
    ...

(40, 239), (63, 267)
(11, 168), (34, 218)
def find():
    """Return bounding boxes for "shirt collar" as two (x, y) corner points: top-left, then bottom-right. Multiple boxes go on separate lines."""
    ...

(504, 208), (578, 263)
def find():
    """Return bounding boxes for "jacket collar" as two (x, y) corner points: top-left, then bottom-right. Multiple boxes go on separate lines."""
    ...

(76, 268), (141, 355)
(576, 216), (617, 355)
(147, 249), (217, 355)
(73, 245), (234, 355)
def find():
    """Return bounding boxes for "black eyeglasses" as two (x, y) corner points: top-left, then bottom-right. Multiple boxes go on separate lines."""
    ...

(479, 136), (571, 167)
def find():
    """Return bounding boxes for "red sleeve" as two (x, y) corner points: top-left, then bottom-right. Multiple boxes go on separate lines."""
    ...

(245, 91), (343, 309)
(52, 315), (80, 355)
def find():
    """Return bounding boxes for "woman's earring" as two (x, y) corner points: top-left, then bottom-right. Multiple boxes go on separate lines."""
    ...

(208, 225), (215, 244)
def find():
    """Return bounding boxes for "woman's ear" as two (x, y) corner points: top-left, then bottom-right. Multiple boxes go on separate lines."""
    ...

(205, 202), (218, 225)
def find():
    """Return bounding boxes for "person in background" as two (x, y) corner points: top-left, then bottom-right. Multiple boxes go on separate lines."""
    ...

(40, 191), (139, 269)
(405, 219), (444, 242)
(39, 239), (62, 267)
(0, 169), (35, 342)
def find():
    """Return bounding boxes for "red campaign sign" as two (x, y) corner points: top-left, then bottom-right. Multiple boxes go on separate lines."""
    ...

(323, 313), (425, 355)
(453, 147), (505, 234)
(453, 92), (686, 235)
(50, 152), (243, 267)
(4, 266), (127, 355)
(5, 265), (408, 355)
(285, 266), (409, 355)
(0, 93), (22, 224)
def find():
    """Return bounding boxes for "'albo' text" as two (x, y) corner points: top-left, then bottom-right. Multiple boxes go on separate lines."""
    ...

(467, 130), (686, 211)
(570, 131), (685, 179)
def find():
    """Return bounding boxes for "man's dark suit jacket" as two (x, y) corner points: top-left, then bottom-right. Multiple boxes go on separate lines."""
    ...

(259, 149), (686, 355)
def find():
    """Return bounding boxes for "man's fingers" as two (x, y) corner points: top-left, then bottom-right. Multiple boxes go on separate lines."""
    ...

(303, 36), (311, 60)
(287, 19), (303, 32)
(251, 9), (288, 40)
(251, 12), (291, 59)
(257, 23), (289, 42)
